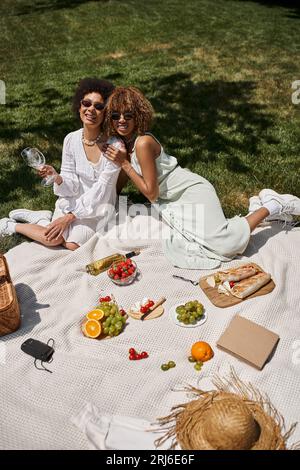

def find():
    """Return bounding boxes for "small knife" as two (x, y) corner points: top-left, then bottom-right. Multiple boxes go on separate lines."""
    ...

(140, 297), (166, 321)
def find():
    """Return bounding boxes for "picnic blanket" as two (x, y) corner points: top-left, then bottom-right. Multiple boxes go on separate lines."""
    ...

(1, 214), (300, 449)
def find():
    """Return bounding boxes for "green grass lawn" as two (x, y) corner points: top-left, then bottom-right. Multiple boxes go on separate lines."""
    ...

(0, 0), (299, 253)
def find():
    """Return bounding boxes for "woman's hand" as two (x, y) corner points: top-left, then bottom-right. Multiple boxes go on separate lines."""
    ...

(44, 214), (75, 241)
(103, 144), (127, 167)
(38, 165), (59, 181)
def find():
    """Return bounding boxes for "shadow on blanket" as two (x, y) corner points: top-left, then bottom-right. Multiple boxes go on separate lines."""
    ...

(1, 283), (49, 341)
(242, 222), (296, 257)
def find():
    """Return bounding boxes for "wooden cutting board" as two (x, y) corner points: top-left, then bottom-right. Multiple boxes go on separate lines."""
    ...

(128, 306), (164, 320)
(199, 263), (275, 308)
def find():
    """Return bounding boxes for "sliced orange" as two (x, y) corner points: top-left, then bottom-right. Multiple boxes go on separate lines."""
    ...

(82, 319), (102, 338)
(86, 308), (105, 321)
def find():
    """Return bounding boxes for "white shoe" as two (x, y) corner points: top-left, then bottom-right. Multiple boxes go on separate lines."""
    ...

(9, 209), (52, 224)
(248, 195), (293, 222)
(248, 196), (262, 213)
(259, 189), (300, 216)
(0, 218), (16, 237)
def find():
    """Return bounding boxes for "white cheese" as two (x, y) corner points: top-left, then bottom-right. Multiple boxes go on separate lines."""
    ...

(218, 283), (231, 296)
(206, 276), (216, 288)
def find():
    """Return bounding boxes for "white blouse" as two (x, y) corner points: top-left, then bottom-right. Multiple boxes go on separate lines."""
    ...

(53, 129), (122, 220)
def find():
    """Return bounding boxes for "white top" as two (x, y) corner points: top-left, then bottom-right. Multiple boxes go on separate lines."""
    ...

(53, 129), (122, 220)
(130, 133), (205, 200)
(130, 133), (178, 184)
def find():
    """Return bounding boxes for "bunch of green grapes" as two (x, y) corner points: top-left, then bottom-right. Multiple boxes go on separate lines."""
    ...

(96, 302), (126, 337)
(176, 301), (204, 325)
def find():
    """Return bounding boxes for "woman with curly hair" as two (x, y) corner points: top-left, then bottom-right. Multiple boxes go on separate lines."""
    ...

(104, 86), (300, 269)
(0, 78), (126, 250)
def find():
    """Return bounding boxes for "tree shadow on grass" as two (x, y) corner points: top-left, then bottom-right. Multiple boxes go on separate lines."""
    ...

(0, 74), (277, 206)
(140, 73), (276, 172)
(235, 0), (300, 19)
(2, 0), (110, 16)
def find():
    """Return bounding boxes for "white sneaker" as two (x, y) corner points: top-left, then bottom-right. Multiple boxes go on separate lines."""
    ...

(248, 195), (293, 222)
(248, 196), (262, 213)
(9, 209), (52, 224)
(259, 189), (300, 216)
(0, 218), (16, 237)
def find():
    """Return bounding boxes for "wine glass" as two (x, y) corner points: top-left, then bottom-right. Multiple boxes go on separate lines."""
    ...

(21, 147), (55, 187)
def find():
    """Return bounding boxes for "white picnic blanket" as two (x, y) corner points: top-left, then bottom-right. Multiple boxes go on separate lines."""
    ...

(1, 214), (300, 449)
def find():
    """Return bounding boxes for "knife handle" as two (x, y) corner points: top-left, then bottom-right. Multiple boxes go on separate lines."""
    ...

(150, 296), (166, 311)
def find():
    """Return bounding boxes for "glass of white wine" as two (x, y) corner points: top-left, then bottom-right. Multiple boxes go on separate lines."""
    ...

(21, 147), (55, 187)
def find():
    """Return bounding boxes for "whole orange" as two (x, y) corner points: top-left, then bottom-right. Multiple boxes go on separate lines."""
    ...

(191, 341), (214, 362)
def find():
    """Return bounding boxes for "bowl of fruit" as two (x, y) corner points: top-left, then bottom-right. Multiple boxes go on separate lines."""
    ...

(107, 258), (138, 285)
(81, 295), (128, 339)
(169, 300), (207, 328)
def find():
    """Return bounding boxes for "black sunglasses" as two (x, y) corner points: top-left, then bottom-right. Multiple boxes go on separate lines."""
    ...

(111, 111), (134, 121)
(81, 99), (105, 111)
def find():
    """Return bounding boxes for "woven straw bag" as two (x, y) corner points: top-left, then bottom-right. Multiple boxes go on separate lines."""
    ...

(0, 252), (20, 336)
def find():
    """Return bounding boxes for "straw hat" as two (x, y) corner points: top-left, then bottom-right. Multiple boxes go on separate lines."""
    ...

(155, 369), (299, 450)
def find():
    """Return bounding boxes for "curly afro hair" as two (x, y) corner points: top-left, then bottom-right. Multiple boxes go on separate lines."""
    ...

(105, 86), (154, 136)
(72, 77), (115, 117)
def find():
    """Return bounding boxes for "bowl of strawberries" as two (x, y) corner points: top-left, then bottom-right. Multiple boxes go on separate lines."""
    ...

(107, 258), (138, 286)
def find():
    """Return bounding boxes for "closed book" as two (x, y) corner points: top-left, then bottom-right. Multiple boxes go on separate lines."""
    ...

(217, 315), (279, 370)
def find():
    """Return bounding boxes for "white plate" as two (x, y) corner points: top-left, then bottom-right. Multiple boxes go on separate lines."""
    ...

(169, 303), (207, 328)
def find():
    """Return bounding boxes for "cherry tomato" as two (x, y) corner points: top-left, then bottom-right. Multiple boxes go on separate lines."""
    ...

(148, 300), (154, 307)
(140, 306), (148, 314)
(129, 354), (136, 360)
(129, 348), (136, 355)
(141, 352), (148, 359)
(229, 281), (235, 288)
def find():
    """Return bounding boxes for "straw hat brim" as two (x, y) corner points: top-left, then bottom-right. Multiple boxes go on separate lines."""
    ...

(175, 392), (286, 450)
(155, 369), (299, 450)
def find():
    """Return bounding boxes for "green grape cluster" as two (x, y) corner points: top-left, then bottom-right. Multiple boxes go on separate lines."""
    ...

(175, 300), (204, 325)
(96, 302), (126, 337)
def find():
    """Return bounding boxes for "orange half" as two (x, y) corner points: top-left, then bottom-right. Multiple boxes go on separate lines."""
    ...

(86, 309), (105, 321)
(82, 319), (102, 338)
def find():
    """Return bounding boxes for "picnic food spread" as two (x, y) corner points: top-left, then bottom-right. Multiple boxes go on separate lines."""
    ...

(4, 240), (286, 450)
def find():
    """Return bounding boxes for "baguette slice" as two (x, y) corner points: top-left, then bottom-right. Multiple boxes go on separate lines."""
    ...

(223, 272), (271, 299)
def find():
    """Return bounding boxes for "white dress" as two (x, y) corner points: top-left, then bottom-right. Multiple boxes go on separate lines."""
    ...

(52, 129), (122, 246)
(130, 134), (250, 269)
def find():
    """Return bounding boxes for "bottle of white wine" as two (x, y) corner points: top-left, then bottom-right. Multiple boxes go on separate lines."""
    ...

(85, 249), (140, 276)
